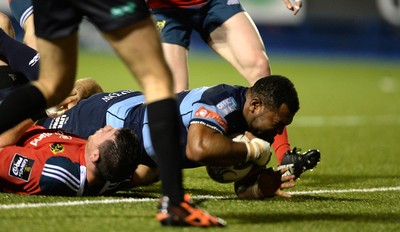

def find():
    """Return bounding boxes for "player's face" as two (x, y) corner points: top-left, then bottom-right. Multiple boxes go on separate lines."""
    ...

(249, 103), (294, 142)
(88, 125), (118, 147)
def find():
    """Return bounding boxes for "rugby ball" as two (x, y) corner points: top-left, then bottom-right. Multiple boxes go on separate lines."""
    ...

(206, 133), (253, 183)
(206, 162), (253, 183)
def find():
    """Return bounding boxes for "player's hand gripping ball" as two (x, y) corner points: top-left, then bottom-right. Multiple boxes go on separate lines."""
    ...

(206, 134), (254, 183)
(46, 106), (67, 118)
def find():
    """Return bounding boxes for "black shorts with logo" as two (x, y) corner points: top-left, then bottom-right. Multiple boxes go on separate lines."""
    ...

(32, 0), (150, 39)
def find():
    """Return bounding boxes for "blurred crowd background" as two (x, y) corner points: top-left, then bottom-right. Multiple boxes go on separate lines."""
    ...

(1, 0), (399, 59)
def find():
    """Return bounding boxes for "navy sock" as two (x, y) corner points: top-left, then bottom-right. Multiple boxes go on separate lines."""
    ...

(0, 66), (27, 89)
(147, 98), (184, 205)
(0, 84), (46, 133)
(0, 66), (28, 101)
(0, 29), (39, 81)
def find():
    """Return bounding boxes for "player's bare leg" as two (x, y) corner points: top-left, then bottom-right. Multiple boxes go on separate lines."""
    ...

(33, 34), (78, 107)
(22, 15), (37, 50)
(0, 12), (15, 38)
(103, 18), (173, 103)
(209, 12), (271, 86)
(162, 43), (189, 92)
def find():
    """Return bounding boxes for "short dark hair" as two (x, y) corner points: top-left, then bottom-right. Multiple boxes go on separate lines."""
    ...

(96, 128), (140, 182)
(249, 75), (300, 114)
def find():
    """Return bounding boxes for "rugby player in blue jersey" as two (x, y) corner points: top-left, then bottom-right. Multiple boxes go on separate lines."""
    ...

(38, 75), (320, 199)
(0, 25), (319, 200)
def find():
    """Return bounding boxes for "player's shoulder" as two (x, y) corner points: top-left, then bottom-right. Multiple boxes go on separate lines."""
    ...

(39, 156), (84, 196)
(201, 84), (244, 103)
(207, 84), (243, 94)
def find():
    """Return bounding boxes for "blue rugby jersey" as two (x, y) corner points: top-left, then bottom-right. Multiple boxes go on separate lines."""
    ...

(40, 84), (249, 168)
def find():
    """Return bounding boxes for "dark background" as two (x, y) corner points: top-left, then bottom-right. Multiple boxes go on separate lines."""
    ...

(2, 0), (400, 59)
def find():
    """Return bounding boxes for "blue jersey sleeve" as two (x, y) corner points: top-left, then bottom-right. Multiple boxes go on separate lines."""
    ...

(187, 85), (245, 134)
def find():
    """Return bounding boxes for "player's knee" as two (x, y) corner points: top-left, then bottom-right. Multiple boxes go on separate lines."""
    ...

(35, 81), (74, 106)
(0, 13), (15, 39)
(243, 55), (271, 86)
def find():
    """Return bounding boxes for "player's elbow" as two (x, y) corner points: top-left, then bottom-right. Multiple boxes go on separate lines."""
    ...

(186, 140), (211, 163)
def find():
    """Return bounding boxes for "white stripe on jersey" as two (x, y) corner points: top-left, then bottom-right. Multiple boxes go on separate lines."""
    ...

(20, 6), (34, 28)
(41, 172), (79, 192)
(77, 166), (87, 196)
(42, 164), (80, 192)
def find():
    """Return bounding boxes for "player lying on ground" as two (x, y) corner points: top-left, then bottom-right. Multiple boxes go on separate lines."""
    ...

(37, 75), (320, 199)
(0, 16), (319, 180)
(0, 7), (306, 169)
(0, 21), (319, 199)
(0, 119), (139, 196)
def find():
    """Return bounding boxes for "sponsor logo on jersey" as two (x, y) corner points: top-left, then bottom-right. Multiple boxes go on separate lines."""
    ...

(50, 143), (64, 154)
(156, 20), (166, 32)
(194, 106), (227, 130)
(30, 130), (72, 146)
(216, 97), (238, 117)
(8, 73), (17, 81)
(55, 131), (72, 141)
(30, 132), (53, 147)
(9, 154), (35, 182)
(110, 2), (137, 18)
(29, 53), (40, 67)
(48, 115), (69, 129)
(101, 90), (135, 102)
(227, 0), (240, 5)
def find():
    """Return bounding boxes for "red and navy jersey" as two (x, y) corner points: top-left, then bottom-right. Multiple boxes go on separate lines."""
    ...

(0, 126), (122, 195)
(147, 0), (208, 9)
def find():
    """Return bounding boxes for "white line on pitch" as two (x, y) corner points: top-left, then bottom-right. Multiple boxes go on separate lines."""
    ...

(0, 198), (157, 209)
(288, 186), (400, 195)
(1, 186), (399, 210)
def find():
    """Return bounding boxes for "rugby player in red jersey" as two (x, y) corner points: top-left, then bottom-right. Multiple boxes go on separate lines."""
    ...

(0, 120), (139, 196)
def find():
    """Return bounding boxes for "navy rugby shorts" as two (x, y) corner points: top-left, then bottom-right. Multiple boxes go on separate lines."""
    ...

(32, 0), (150, 39)
(151, 0), (244, 48)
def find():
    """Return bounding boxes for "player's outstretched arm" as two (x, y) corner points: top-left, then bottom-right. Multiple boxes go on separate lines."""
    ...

(0, 12), (15, 40)
(186, 125), (272, 167)
(186, 124), (251, 166)
(234, 166), (295, 199)
(127, 164), (160, 188)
